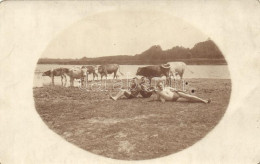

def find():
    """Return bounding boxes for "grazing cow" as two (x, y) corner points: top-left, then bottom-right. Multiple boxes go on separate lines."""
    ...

(42, 68), (69, 86)
(98, 64), (124, 81)
(136, 64), (171, 83)
(81, 65), (98, 81)
(167, 62), (192, 79)
(66, 67), (88, 87)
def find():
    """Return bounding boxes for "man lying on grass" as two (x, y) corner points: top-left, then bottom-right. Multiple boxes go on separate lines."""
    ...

(110, 77), (153, 100)
(151, 81), (211, 104)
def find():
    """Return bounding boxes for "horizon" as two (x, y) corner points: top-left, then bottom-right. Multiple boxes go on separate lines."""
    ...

(41, 11), (208, 59)
(40, 39), (209, 60)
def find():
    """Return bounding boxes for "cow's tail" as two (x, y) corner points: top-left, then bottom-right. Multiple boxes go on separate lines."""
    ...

(118, 65), (124, 76)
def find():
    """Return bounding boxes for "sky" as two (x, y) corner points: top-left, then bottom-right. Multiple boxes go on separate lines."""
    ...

(41, 10), (208, 59)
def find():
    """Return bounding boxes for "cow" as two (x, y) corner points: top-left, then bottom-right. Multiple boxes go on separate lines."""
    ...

(167, 62), (193, 79)
(136, 64), (171, 84)
(42, 68), (69, 86)
(66, 67), (88, 87)
(98, 64), (124, 81)
(81, 65), (98, 81)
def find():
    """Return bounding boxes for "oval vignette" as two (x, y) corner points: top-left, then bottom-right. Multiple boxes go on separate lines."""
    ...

(33, 11), (231, 160)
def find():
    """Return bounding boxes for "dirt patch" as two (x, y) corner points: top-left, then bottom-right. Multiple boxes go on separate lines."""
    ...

(118, 141), (135, 153)
(88, 114), (156, 125)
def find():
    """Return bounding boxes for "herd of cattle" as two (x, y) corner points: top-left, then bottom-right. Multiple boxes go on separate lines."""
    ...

(42, 62), (191, 86)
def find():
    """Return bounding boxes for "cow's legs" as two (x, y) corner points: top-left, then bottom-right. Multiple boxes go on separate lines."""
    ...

(52, 76), (55, 86)
(64, 75), (67, 86)
(50, 69), (55, 85)
(95, 73), (98, 81)
(61, 75), (63, 86)
(113, 72), (116, 80)
(104, 70), (107, 81)
(81, 77), (85, 87)
(180, 73), (184, 80)
(51, 75), (54, 86)
(70, 77), (74, 87)
(114, 71), (119, 80)
(86, 74), (88, 85)
(102, 73), (107, 82)
(84, 74), (88, 87)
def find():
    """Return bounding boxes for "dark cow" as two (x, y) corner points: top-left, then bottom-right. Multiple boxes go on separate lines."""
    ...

(98, 64), (124, 81)
(81, 65), (98, 81)
(42, 68), (69, 86)
(136, 64), (171, 84)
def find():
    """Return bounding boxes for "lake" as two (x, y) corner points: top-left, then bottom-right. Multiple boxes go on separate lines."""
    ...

(33, 64), (231, 87)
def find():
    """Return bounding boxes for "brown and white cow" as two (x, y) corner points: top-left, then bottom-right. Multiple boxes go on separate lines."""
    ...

(42, 68), (69, 86)
(66, 67), (88, 87)
(81, 65), (98, 81)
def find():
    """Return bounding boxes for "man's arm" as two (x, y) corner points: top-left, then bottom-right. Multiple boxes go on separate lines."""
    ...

(159, 96), (166, 103)
(152, 93), (160, 101)
(168, 87), (185, 93)
(142, 85), (156, 93)
(168, 87), (178, 92)
(154, 93), (165, 103)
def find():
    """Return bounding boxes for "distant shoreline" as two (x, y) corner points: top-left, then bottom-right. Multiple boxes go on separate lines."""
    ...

(39, 40), (227, 65)
(37, 58), (227, 65)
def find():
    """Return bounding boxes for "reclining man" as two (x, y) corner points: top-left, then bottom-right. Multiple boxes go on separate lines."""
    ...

(152, 81), (211, 104)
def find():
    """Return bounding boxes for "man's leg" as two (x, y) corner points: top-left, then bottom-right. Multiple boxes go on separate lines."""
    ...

(176, 92), (210, 103)
(110, 89), (130, 101)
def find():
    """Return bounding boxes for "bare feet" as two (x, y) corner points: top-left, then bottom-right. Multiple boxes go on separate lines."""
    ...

(207, 99), (211, 104)
(109, 93), (117, 101)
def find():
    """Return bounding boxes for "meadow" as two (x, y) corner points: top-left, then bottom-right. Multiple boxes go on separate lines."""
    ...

(33, 78), (231, 160)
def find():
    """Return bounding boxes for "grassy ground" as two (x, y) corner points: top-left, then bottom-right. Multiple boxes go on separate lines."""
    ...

(33, 78), (231, 160)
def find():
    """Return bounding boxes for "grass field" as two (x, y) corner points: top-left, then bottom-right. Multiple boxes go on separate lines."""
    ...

(33, 78), (231, 160)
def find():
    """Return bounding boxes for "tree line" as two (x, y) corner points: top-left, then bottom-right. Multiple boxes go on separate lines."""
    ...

(38, 39), (227, 65)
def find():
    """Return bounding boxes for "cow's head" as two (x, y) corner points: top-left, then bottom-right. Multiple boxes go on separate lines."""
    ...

(136, 67), (142, 76)
(82, 69), (88, 76)
(42, 70), (51, 77)
(81, 66), (87, 69)
(63, 68), (70, 74)
(160, 64), (171, 76)
(93, 66), (98, 72)
(98, 66), (103, 73)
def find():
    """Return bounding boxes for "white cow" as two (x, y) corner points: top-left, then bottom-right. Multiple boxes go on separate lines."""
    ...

(67, 66), (88, 87)
(167, 62), (192, 79)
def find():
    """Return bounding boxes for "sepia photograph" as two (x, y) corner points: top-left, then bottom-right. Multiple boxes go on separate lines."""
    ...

(33, 11), (231, 160)
(0, 1), (260, 164)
